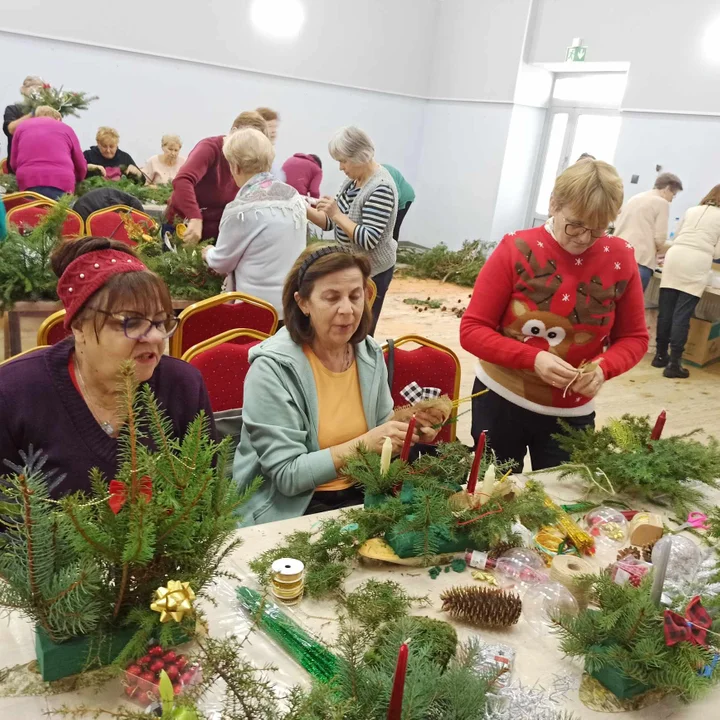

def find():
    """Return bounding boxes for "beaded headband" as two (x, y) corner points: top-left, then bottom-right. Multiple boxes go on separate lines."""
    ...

(297, 245), (356, 287)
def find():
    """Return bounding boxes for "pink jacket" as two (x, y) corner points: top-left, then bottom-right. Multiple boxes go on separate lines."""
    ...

(11, 117), (87, 194)
(281, 153), (322, 198)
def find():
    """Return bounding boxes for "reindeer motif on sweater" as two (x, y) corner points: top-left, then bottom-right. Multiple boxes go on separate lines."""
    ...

(460, 227), (649, 414)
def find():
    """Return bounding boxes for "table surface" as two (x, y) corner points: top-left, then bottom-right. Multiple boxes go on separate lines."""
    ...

(1, 471), (719, 718)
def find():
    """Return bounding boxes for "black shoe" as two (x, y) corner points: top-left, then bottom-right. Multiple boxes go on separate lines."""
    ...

(664, 361), (690, 379)
(651, 353), (669, 368)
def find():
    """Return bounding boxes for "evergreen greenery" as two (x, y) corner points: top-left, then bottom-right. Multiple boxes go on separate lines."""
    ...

(551, 572), (715, 701)
(0, 174), (18, 193)
(142, 243), (224, 301)
(75, 176), (174, 205)
(0, 363), (257, 661)
(554, 415), (720, 515)
(344, 579), (429, 631)
(343, 443), (414, 496)
(396, 240), (492, 287)
(21, 86), (98, 118)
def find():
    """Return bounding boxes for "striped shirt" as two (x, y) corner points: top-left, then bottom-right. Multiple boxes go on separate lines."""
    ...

(326, 182), (396, 252)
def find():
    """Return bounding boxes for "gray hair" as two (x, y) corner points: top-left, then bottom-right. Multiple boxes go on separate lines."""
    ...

(161, 134), (182, 148)
(654, 172), (683, 193)
(223, 128), (275, 175)
(22, 75), (44, 87)
(328, 126), (375, 164)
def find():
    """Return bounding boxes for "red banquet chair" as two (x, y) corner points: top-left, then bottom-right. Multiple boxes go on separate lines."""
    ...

(182, 329), (269, 413)
(382, 335), (462, 443)
(7, 201), (84, 238)
(37, 310), (72, 346)
(85, 205), (156, 246)
(170, 292), (279, 358)
(2, 190), (55, 211)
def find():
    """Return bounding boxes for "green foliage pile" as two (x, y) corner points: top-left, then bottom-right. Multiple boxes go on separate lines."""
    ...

(76, 175), (173, 205)
(21, 86), (98, 118)
(555, 415), (720, 515)
(552, 572), (715, 701)
(343, 443), (414, 496)
(0, 174), (18, 193)
(403, 297), (442, 309)
(0, 363), (257, 661)
(396, 240), (492, 287)
(344, 579), (429, 631)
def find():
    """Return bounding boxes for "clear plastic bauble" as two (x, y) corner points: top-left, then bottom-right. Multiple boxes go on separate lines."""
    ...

(495, 548), (548, 591)
(585, 506), (628, 547)
(523, 581), (579, 636)
(651, 534), (701, 584)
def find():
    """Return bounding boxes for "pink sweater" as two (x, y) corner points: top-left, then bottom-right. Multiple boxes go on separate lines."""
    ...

(282, 153), (322, 198)
(10, 117), (87, 194)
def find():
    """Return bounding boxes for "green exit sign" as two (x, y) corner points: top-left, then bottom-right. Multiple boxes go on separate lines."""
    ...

(566, 45), (587, 62)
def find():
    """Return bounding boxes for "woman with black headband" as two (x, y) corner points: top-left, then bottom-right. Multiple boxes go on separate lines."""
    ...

(233, 244), (450, 526)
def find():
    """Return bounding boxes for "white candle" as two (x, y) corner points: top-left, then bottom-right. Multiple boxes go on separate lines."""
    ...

(380, 436), (393, 476)
(480, 463), (496, 505)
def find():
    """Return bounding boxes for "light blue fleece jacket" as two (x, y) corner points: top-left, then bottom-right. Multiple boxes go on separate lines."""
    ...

(233, 327), (393, 526)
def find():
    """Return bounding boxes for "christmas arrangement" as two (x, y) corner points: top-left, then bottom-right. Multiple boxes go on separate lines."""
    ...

(0, 363), (258, 681)
(75, 176), (174, 205)
(21, 84), (98, 118)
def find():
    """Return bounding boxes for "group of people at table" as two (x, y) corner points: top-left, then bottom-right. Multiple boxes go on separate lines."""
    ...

(1, 76), (719, 528)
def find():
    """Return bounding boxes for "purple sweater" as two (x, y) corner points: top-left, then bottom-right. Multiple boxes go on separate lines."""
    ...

(0, 341), (215, 498)
(10, 117), (87, 194)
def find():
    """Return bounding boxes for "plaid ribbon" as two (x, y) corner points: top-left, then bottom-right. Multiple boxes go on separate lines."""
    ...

(664, 596), (711, 647)
(400, 381), (442, 405)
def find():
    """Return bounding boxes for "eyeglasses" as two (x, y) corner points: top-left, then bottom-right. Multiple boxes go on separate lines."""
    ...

(562, 216), (607, 240)
(88, 309), (179, 339)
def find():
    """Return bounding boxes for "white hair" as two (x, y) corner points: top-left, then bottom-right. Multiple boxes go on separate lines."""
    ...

(328, 126), (375, 164)
(223, 128), (275, 175)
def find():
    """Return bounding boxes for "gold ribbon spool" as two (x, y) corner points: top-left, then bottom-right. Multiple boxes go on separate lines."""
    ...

(271, 558), (305, 605)
(550, 555), (593, 609)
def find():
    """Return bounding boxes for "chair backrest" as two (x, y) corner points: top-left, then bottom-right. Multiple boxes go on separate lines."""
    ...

(382, 335), (462, 443)
(37, 310), (72, 346)
(85, 205), (156, 246)
(7, 202), (84, 238)
(185, 330), (268, 413)
(2, 191), (51, 211)
(0, 345), (48, 367)
(170, 292), (279, 358)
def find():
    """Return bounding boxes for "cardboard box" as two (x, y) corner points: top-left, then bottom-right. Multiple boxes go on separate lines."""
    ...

(684, 318), (720, 367)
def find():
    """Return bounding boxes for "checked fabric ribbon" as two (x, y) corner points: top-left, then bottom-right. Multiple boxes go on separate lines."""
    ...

(664, 596), (711, 647)
(400, 381), (442, 405)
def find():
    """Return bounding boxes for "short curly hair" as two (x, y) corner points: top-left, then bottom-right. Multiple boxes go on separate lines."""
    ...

(96, 126), (119, 144)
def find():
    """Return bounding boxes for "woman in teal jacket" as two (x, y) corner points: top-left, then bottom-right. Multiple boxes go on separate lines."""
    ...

(234, 245), (444, 526)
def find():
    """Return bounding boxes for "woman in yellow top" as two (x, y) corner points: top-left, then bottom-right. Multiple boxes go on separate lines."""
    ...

(234, 245), (446, 526)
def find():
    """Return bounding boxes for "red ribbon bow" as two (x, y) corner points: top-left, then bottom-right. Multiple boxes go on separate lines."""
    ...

(108, 476), (152, 514)
(663, 596), (711, 647)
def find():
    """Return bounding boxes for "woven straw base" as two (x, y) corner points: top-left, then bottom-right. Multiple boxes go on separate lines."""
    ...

(579, 673), (666, 712)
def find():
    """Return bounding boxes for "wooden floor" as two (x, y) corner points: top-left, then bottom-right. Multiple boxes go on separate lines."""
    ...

(4, 276), (719, 445)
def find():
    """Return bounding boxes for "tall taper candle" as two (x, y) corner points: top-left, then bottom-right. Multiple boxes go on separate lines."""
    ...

(387, 641), (409, 720)
(380, 436), (393, 476)
(467, 431), (486, 494)
(650, 409), (667, 441)
(400, 415), (416, 463)
(480, 462), (496, 505)
(650, 538), (670, 607)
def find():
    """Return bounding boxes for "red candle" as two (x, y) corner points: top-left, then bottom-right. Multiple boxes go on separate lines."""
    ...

(467, 431), (486, 494)
(400, 415), (416, 463)
(387, 641), (409, 720)
(650, 409), (666, 441)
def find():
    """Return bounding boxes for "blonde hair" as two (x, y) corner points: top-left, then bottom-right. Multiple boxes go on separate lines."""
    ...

(231, 111), (268, 136)
(34, 105), (61, 120)
(161, 134), (182, 149)
(256, 107), (279, 122)
(654, 172), (683, 193)
(328, 126), (375, 164)
(552, 160), (624, 229)
(96, 126), (119, 144)
(223, 128), (275, 175)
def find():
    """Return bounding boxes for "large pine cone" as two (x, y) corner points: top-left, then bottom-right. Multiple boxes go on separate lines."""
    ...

(440, 586), (521, 627)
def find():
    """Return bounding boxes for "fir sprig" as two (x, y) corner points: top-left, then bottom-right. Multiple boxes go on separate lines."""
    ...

(344, 579), (430, 630)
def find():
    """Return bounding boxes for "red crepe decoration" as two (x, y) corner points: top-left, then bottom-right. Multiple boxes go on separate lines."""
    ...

(467, 431), (486, 494)
(387, 641), (409, 720)
(664, 596), (711, 647)
(400, 415), (416, 463)
(108, 476), (152, 514)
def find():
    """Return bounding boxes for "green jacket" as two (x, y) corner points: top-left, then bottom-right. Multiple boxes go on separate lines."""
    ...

(233, 328), (393, 526)
(383, 164), (415, 209)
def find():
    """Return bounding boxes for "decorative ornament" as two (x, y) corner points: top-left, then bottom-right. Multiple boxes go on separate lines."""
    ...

(585, 506), (628, 546)
(471, 569), (498, 586)
(546, 496), (595, 555)
(150, 580), (196, 623)
(641, 542), (656, 563)
(440, 586), (522, 628)
(400, 381), (441, 405)
(523, 581), (579, 636)
(487, 540), (519, 561)
(617, 547), (641, 561)
(664, 596), (711, 647)
(651, 535), (701, 585)
(466, 431), (486, 495)
(628, 512), (664, 546)
(108, 475), (152, 514)
(175, 223), (187, 239)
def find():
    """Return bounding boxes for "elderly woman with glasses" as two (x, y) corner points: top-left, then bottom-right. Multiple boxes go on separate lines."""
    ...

(0, 236), (214, 498)
(460, 160), (648, 472)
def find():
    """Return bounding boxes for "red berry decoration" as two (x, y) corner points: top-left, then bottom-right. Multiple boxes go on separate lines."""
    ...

(176, 655), (188, 670)
(140, 671), (156, 684)
(173, 681), (183, 695)
(163, 650), (177, 663)
(180, 670), (195, 685)
(140, 655), (152, 665)
(148, 645), (164, 657)
(150, 659), (165, 674)
(165, 664), (179, 681)
(126, 664), (142, 679)
(124, 685), (139, 698)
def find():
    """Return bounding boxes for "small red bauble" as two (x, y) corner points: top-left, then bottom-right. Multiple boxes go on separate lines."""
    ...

(165, 664), (179, 681)
(176, 656), (188, 670)
(150, 659), (165, 674)
(140, 655), (152, 665)
(172, 681), (183, 695)
(148, 645), (164, 657)
(126, 664), (142, 678)
(163, 650), (177, 663)
(140, 671), (156, 684)
(124, 685), (139, 698)
(180, 670), (195, 685)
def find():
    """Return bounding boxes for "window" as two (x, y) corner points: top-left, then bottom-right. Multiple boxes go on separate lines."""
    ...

(553, 73), (627, 107)
(535, 113), (568, 215)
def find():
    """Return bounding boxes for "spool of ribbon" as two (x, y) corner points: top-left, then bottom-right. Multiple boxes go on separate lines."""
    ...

(664, 596), (711, 647)
(400, 381), (441, 405)
(550, 555), (593, 608)
(271, 558), (306, 605)
(150, 580), (195, 623)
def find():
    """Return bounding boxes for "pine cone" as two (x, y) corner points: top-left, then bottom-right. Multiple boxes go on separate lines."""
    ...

(641, 542), (656, 562)
(487, 541), (519, 561)
(440, 586), (521, 627)
(617, 547), (641, 561)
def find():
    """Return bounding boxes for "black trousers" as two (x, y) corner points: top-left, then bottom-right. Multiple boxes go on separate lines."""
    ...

(305, 485), (365, 515)
(470, 378), (595, 472)
(393, 202), (412, 241)
(370, 265), (395, 336)
(656, 288), (700, 359)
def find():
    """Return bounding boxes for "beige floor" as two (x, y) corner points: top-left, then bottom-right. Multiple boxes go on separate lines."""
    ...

(5, 276), (720, 443)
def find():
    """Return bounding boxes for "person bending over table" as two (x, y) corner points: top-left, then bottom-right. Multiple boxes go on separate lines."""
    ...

(84, 126), (144, 183)
(460, 159), (648, 472)
(0, 236), (214, 498)
(234, 245), (447, 526)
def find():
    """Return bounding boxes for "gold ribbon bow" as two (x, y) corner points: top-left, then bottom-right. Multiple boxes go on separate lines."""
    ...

(150, 580), (195, 623)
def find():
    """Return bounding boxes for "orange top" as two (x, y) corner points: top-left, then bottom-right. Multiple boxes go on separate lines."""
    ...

(304, 345), (368, 491)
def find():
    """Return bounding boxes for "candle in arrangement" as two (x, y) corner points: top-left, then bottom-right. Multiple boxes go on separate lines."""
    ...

(650, 409), (667, 441)
(387, 640), (409, 720)
(380, 436), (393, 476)
(466, 431), (486, 494)
(650, 536), (670, 606)
(480, 462), (496, 505)
(400, 415), (416, 463)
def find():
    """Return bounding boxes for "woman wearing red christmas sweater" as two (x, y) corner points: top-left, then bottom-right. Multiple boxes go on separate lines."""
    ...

(460, 160), (648, 471)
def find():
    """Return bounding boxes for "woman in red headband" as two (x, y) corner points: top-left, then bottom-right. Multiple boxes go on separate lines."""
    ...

(0, 236), (214, 498)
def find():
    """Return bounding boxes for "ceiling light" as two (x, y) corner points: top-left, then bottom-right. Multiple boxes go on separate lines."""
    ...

(250, 0), (306, 40)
